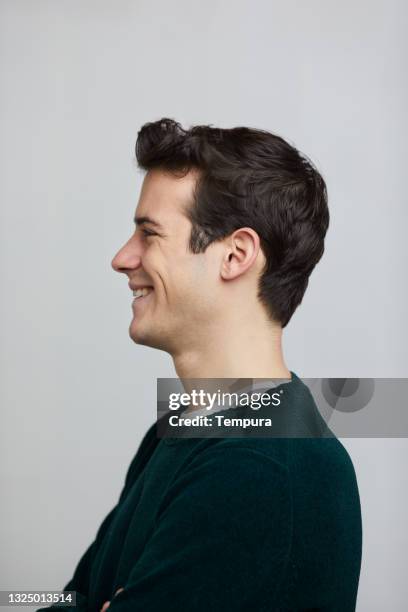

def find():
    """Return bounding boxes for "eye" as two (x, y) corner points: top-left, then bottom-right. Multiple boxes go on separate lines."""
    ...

(141, 228), (157, 238)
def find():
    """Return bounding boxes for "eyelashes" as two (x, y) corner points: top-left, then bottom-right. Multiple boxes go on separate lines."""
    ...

(141, 229), (157, 238)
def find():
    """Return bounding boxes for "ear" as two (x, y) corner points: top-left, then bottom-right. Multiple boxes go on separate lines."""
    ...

(220, 228), (261, 281)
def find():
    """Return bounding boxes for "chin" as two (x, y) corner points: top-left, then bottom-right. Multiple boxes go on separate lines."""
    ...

(129, 322), (150, 346)
(129, 321), (170, 353)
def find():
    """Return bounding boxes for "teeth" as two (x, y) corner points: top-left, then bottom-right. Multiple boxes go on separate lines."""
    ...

(133, 287), (152, 299)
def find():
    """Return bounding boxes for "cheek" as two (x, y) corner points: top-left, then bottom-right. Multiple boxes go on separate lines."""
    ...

(141, 245), (165, 285)
(142, 246), (181, 305)
(181, 258), (216, 312)
(146, 246), (217, 313)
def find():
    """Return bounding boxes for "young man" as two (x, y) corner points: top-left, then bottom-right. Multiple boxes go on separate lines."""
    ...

(38, 118), (362, 611)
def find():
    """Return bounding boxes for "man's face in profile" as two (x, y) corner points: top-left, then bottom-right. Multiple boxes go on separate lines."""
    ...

(111, 168), (223, 355)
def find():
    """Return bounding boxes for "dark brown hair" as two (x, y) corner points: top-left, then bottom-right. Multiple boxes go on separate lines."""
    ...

(135, 118), (329, 328)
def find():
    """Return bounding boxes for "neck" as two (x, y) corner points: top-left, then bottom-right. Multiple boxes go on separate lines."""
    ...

(171, 313), (291, 381)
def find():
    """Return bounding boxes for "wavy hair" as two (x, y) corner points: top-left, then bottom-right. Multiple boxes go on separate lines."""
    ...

(135, 118), (329, 328)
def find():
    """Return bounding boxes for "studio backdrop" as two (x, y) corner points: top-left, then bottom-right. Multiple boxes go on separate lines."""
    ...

(0, 1), (407, 611)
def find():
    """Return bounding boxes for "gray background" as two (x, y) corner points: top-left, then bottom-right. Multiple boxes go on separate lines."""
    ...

(1, 1), (407, 610)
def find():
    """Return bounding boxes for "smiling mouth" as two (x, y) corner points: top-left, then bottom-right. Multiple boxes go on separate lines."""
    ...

(132, 287), (153, 300)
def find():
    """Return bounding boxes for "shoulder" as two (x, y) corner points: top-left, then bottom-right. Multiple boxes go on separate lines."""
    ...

(164, 438), (292, 506)
(175, 436), (360, 501)
(180, 437), (290, 474)
(157, 439), (293, 536)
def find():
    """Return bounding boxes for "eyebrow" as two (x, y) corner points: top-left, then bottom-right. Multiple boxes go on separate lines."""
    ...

(133, 215), (164, 230)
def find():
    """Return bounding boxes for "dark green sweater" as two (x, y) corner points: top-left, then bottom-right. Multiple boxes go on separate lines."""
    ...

(38, 372), (362, 611)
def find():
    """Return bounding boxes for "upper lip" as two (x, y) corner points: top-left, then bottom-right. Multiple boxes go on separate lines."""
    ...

(129, 283), (154, 291)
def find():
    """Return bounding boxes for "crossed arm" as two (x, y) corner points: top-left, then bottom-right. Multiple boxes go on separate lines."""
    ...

(38, 447), (292, 612)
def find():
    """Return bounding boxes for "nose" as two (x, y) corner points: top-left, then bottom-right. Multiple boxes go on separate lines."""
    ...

(111, 235), (142, 274)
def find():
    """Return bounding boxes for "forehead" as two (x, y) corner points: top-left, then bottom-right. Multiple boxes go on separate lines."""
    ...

(135, 168), (199, 222)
